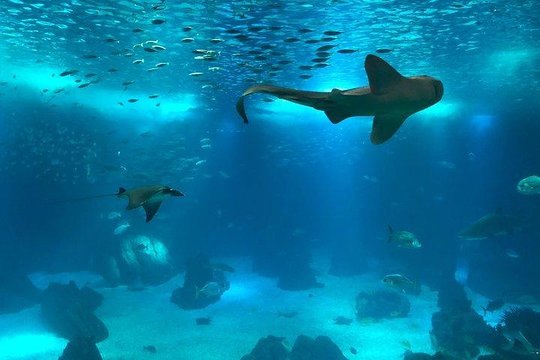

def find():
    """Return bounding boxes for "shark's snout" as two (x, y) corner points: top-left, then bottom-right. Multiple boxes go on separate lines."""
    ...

(433, 79), (444, 102)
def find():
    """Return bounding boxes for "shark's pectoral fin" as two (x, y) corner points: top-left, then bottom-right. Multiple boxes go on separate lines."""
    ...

(370, 114), (409, 144)
(324, 108), (351, 124)
(323, 89), (351, 124)
(143, 201), (162, 222)
(365, 54), (403, 94)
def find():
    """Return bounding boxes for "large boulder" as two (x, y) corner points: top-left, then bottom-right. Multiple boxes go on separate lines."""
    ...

(171, 254), (230, 310)
(241, 334), (348, 360)
(289, 335), (348, 360)
(240, 335), (289, 360)
(41, 281), (108, 342)
(0, 272), (41, 314)
(58, 337), (103, 360)
(403, 350), (459, 359)
(355, 290), (410, 320)
(430, 281), (506, 359)
(119, 235), (174, 286)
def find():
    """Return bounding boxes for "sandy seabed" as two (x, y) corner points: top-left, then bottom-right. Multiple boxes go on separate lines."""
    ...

(0, 257), (512, 360)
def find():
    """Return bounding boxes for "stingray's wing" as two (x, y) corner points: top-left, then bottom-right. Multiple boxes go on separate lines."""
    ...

(236, 84), (330, 123)
(142, 201), (162, 222)
(125, 187), (161, 210)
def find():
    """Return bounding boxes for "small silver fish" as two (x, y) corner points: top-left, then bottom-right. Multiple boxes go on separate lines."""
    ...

(113, 223), (131, 235)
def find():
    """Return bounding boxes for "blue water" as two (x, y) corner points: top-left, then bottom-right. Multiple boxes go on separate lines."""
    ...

(0, 0), (539, 358)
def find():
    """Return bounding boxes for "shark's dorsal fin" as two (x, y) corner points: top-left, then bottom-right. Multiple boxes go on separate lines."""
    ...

(364, 54), (403, 95)
(143, 201), (162, 222)
(371, 114), (409, 144)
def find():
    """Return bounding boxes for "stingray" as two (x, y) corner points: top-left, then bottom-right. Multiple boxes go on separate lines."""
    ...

(54, 185), (184, 222)
(116, 185), (184, 222)
(237, 54), (444, 144)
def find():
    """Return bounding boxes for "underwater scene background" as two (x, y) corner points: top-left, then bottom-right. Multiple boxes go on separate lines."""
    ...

(1, 0), (539, 359)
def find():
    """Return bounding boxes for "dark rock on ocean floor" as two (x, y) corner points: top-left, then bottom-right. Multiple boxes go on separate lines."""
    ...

(251, 230), (323, 291)
(170, 254), (230, 310)
(41, 281), (108, 342)
(290, 335), (348, 360)
(430, 280), (508, 359)
(240, 335), (289, 360)
(58, 336), (103, 360)
(403, 350), (459, 359)
(241, 334), (348, 360)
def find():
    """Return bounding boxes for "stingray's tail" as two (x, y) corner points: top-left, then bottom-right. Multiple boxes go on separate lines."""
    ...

(46, 190), (120, 205)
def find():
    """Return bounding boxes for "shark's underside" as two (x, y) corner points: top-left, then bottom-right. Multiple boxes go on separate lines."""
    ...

(237, 54), (444, 144)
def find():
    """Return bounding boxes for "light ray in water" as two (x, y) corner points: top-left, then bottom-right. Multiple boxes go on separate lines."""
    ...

(0, 332), (65, 359)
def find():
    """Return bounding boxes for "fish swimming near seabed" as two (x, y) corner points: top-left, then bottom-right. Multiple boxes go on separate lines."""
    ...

(459, 210), (522, 240)
(517, 175), (540, 195)
(237, 54), (444, 144)
(387, 226), (422, 249)
(382, 274), (421, 294)
(113, 222), (131, 235)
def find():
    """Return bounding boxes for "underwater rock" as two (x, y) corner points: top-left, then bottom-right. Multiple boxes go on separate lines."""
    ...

(58, 336), (103, 360)
(276, 239), (323, 291)
(101, 256), (121, 287)
(170, 254), (230, 310)
(497, 307), (540, 353)
(119, 235), (174, 287)
(436, 279), (471, 313)
(355, 289), (410, 320)
(41, 281), (108, 342)
(289, 335), (348, 360)
(403, 350), (459, 359)
(240, 335), (289, 360)
(241, 334), (348, 360)
(251, 229), (322, 291)
(0, 272), (41, 314)
(430, 282), (506, 359)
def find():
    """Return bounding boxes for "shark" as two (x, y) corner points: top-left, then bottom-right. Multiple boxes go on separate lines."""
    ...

(117, 185), (184, 222)
(236, 54), (444, 144)
(459, 210), (522, 240)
